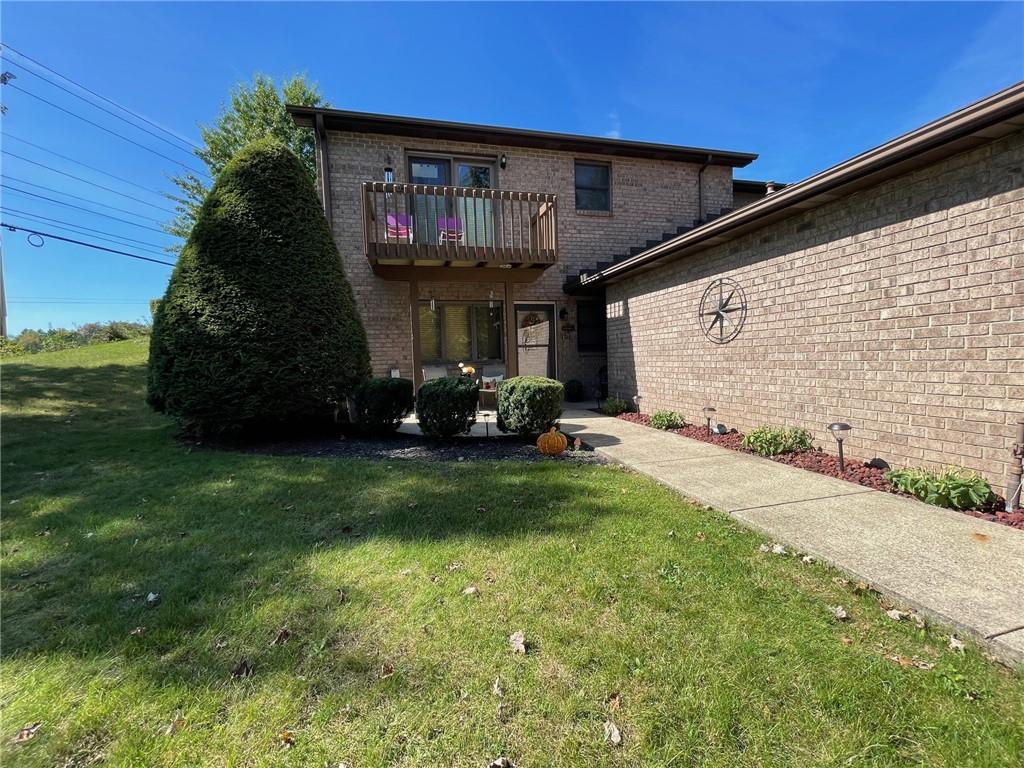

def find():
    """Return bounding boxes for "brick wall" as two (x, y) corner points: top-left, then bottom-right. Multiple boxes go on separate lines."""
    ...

(606, 130), (1024, 484)
(321, 129), (734, 392)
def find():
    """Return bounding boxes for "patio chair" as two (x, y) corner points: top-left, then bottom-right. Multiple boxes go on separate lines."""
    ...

(437, 216), (465, 245)
(386, 213), (413, 242)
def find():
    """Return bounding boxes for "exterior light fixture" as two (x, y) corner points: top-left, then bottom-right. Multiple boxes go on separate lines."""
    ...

(828, 422), (852, 473)
(702, 406), (716, 435)
(430, 297), (436, 312)
(500, 154), (507, 169)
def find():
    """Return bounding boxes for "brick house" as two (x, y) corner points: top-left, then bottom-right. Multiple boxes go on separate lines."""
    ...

(288, 104), (758, 397)
(290, 81), (1023, 485)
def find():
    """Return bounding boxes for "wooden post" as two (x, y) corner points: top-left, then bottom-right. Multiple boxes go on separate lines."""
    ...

(504, 279), (518, 378)
(410, 280), (423, 390)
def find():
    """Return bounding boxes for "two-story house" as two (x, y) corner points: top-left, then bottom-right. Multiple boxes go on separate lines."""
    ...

(287, 105), (758, 394)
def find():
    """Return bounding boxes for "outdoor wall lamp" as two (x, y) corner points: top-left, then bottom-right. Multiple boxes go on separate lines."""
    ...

(702, 406), (717, 435)
(828, 422), (852, 472)
(500, 154), (507, 169)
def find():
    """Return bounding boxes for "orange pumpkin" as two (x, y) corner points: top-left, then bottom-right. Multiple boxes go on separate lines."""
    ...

(537, 427), (568, 456)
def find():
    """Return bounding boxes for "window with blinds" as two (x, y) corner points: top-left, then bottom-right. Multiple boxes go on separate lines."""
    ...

(418, 302), (503, 362)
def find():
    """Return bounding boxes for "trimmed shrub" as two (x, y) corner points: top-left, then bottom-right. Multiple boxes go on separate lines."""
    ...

(600, 396), (630, 416)
(742, 426), (814, 456)
(147, 139), (371, 435)
(885, 467), (994, 510)
(496, 376), (563, 435)
(650, 410), (686, 430)
(416, 376), (479, 437)
(563, 379), (585, 402)
(351, 377), (414, 435)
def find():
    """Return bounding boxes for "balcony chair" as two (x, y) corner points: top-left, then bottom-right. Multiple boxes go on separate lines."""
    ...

(437, 216), (465, 245)
(385, 213), (413, 242)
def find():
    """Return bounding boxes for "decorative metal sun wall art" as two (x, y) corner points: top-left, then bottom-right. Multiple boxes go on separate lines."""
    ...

(699, 278), (747, 344)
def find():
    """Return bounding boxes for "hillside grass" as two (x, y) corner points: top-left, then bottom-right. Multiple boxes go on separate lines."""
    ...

(1, 340), (1022, 767)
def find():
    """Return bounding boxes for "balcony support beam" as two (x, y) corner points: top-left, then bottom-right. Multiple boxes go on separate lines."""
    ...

(409, 278), (422, 390)
(504, 279), (519, 379)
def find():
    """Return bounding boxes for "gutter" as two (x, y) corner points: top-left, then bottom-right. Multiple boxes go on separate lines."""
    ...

(577, 80), (1024, 289)
(314, 113), (333, 220)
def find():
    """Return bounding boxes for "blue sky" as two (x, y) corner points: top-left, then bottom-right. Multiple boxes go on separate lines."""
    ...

(2, 1), (1021, 334)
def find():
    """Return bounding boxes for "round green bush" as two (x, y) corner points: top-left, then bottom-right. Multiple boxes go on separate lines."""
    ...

(351, 377), (414, 435)
(563, 379), (585, 402)
(416, 376), (479, 437)
(147, 139), (370, 436)
(650, 410), (686, 430)
(496, 376), (564, 435)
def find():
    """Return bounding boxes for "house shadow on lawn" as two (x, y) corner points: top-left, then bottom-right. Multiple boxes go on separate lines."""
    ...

(1, 357), (635, 691)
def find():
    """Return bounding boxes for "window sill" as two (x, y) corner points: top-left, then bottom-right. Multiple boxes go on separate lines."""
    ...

(575, 209), (613, 217)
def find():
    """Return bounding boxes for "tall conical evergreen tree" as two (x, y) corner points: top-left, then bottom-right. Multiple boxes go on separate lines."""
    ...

(147, 138), (370, 435)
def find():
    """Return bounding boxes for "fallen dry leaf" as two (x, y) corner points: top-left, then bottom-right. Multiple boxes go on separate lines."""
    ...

(164, 711), (184, 736)
(231, 657), (254, 679)
(885, 608), (906, 622)
(607, 691), (622, 710)
(445, 561), (462, 572)
(399, 568), (413, 576)
(853, 581), (872, 595)
(430, 575), (441, 584)
(603, 719), (622, 746)
(841, 636), (853, 646)
(463, 585), (480, 597)
(971, 532), (990, 542)
(146, 592), (161, 607)
(830, 605), (849, 621)
(695, 531), (706, 542)
(407, 502), (418, 509)
(129, 626), (145, 637)
(278, 729), (295, 748)
(380, 662), (395, 678)
(336, 588), (347, 603)
(801, 554), (815, 564)
(488, 759), (514, 768)
(573, 437), (582, 450)
(12, 722), (41, 744)
(509, 630), (527, 655)
(271, 627), (290, 646)
(492, 677), (504, 697)
(948, 635), (966, 652)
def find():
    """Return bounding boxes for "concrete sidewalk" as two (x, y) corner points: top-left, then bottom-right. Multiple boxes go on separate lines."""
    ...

(559, 408), (1024, 666)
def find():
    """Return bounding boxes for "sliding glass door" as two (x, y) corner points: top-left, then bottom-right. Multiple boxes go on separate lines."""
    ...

(409, 156), (495, 247)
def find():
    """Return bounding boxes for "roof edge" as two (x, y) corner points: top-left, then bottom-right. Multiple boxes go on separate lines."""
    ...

(287, 104), (758, 168)
(573, 80), (1024, 290)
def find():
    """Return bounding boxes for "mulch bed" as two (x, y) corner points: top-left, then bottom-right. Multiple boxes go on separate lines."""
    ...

(615, 413), (1024, 530)
(229, 431), (607, 465)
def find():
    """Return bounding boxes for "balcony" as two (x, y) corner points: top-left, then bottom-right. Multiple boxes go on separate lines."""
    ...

(361, 182), (558, 282)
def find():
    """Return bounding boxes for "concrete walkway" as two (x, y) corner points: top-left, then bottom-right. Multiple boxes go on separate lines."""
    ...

(559, 408), (1024, 666)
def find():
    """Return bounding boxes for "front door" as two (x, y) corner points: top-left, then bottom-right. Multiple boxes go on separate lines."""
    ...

(515, 305), (555, 378)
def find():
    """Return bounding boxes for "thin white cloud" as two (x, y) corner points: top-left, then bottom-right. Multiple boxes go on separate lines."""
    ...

(605, 111), (622, 139)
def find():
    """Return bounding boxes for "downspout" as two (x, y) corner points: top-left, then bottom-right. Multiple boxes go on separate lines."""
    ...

(314, 113), (333, 221)
(1007, 417), (1024, 512)
(696, 153), (712, 223)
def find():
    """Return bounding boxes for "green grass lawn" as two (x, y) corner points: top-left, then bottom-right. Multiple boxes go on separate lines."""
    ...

(2, 340), (1022, 767)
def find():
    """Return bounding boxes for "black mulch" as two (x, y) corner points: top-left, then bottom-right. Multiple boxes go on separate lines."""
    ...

(234, 432), (607, 464)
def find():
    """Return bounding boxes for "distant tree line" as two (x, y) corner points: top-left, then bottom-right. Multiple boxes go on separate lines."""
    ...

(1, 321), (151, 357)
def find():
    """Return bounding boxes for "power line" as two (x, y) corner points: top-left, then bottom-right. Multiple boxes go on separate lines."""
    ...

(4, 82), (211, 178)
(9, 299), (152, 305)
(4, 175), (165, 223)
(1, 222), (175, 266)
(5, 134), (171, 198)
(2, 150), (178, 212)
(3, 60), (199, 157)
(0, 42), (203, 151)
(2, 185), (171, 234)
(0, 208), (174, 256)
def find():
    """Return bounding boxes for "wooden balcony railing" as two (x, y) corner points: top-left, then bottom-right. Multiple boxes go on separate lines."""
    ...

(361, 182), (558, 267)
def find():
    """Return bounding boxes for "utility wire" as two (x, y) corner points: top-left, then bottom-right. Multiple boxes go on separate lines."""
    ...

(1, 222), (175, 266)
(3, 60), (199, 157)
(1, 42), (203, 151)
(2, 184), (172, 234)
(4, 83), (211, 177)
(4, 175), (165, 223)
(8, 299), (152, 305)
(5, 134), (171, 198)
(2, 150), (177, 212)
(0, 208), (174, 256)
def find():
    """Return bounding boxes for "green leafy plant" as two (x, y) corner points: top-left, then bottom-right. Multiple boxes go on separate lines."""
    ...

(496, 376), (564, 436)
(650, 410), (686, 430)
(350, 377), (414, 435)
(600, 396), (631, 416)
(416, 376), (479, 438)
(742, 426), (814, 456)
(147, 139), (371, 436)
(885, 467), (994, 511)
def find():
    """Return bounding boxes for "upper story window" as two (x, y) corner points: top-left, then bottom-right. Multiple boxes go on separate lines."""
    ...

(574, 161), (611, 211)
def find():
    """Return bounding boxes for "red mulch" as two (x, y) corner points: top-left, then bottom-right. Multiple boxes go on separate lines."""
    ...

(614, 412), (1024, 530)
